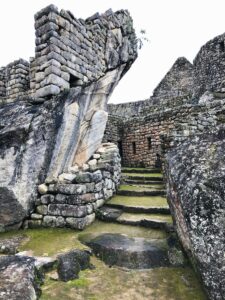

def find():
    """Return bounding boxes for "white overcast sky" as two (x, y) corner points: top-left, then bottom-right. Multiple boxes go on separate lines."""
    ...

(0, 0), (225, 103)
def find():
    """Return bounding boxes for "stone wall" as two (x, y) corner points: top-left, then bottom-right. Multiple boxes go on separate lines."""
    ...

(32, 4), (136, 98)
(0, 59), (30, 104)
(5, 59), (30, 99)
(105, 96), (225, 167)
(0, 4), (137, 102)
(25, 143), (121, 229)
(193, 32), (225, 98)
(152, 57), (194, 102)
(0, 67), (6, 98)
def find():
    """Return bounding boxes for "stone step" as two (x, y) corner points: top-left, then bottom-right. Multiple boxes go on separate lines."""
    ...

(117, 185), (166, 196)
(122, 173), (163, 182)
(96, 207), (173, 231)
(123, 179), (164, 185)
(120, 182), (165, 191)
(105, 195), (170, 214)
(117, 212), (173, 231)
(122, 167), (161, 174)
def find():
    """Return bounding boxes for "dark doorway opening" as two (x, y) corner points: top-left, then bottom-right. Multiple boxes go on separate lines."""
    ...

(147, 137), (152, 149)
(69, 74), (80, 87)
(118, 141), (123, 159)
(132, 142), (136, 155)
(155, 153), (162, 169)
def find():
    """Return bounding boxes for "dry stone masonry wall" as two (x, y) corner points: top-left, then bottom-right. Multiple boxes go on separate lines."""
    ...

(0, 4), (137, 102)
(104, 31), (225, 167)
(26, 143), (121, 229)
(193, 32), (225, 98)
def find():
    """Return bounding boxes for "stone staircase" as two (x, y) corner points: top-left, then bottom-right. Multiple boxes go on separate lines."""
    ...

(89, 167), (184, 270)
(97, 167), (173, 232)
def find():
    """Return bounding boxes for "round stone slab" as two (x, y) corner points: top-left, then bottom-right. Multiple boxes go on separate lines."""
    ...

(85, 233), (170, 269)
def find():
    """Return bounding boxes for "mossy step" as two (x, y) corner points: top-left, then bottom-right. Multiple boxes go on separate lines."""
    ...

(105, 195), (170, 214)
(123, 179), (164, 185)
(117, 212), (173, 231)
(122, 167), (161, 174)
(122, 173), (163, 182)
(97, 207), (173, 231)
(119, 184), (165, 191)
(117, 185), (166, 196)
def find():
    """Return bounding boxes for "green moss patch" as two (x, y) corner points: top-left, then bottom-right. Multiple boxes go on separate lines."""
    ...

(0, 228), (88, 257)
(107, 195), (169, 208)
(123, 172), (163, 178)
(119, 184), (165, 192)
(41, 256), (206, 300)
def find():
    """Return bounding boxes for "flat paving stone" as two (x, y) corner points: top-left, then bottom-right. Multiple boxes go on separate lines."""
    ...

(84, 233), (170, 269)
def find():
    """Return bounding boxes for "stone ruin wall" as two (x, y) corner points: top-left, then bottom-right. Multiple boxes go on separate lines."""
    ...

(152, 57), (194, 102)
(104, 31), (225, 167)
(193, 32), (225, 98)
(26, 143), (121, 230)
(0, 4), (138, 231)
(105, 99), (225, 167)
(0, 4), (136, 103)
(0, 60), (30, 104)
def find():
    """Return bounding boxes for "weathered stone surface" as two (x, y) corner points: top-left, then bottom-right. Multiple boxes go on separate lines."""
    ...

(165, 127), (225, 300)
(0, 255), (42, 300)
(0, 188), (26, 231)
(0, 235), (27, 255)
(57, 250), (91, 281)
(66, 213), (95, 230)
(0, 5), (136, 231)
(84, 233), (170, 269)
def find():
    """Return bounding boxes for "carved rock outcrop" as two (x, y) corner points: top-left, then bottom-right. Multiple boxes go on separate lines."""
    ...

(0, 5), (137, 231)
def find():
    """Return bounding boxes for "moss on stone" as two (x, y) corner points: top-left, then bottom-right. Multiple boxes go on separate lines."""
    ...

(107, 195), (168, 208)
(123, 172), (163, 178)
(21, 229), (90, 256)
(119, 184), (165, 191)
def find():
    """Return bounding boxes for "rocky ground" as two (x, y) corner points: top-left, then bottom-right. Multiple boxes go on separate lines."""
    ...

(0, 168), (207, 299)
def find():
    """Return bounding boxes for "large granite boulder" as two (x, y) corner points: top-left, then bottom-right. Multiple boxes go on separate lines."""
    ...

(165, 127), (225, 300)
(0, 7), (137, 231)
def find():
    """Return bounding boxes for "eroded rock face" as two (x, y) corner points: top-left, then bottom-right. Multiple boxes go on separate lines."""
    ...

(165, 127), (225, 300)
(0, 255), (42, 300)
(0, 7), (137, 231)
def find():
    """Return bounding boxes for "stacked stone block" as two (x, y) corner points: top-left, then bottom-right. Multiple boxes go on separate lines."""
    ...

(0, 67), (6, 98)
(152, 57), (194, 102)
(33, 4), (137, 98)
(193, 33), (225, 98)
(5, 59), (30, 99)
(105, 96), (225, 167)
(26, 143), (121, 229)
